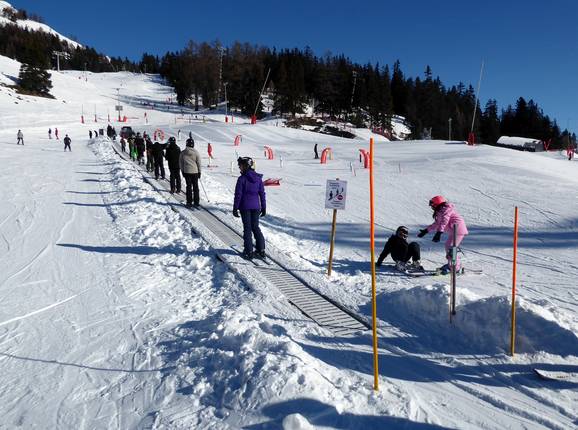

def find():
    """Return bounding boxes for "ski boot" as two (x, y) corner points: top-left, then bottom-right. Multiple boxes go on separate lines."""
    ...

(395, 261), (408, 272)
(436, 264), (450, 275)
(408, 260), (424, 271)
(241, 251), (253, 260)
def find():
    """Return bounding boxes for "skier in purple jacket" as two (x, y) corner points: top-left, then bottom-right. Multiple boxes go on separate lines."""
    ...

(233, 157), (266, 259)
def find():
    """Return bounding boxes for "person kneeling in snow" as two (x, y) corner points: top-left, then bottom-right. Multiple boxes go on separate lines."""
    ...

(375, 226), (423, 271)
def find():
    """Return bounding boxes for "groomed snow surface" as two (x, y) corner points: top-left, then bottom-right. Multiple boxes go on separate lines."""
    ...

(0, 55), (577, 429)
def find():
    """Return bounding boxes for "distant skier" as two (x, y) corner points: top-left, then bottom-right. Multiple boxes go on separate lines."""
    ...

(120, 137), (126, 153)
(152, 140), (167, 180)
(89, 130), (93, 139)
(48, 128), (52, 139)
(233, 156), (266, 260)
(314, 143), (319, 159)
(207, 142), (213, 160)
(417, 196), (468, 274)
(55, 128), (59, 140)
(165, 137), (182, 193)
(178, 130), (181, 141)
(376, 226), (423, 271)
(63, 134), (72, 151)
(16, 130), (23, 145)
(179, 138), (202, 208)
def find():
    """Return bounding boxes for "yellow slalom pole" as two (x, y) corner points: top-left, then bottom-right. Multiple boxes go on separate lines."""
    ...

(327, 208), (338, 276)
(369, 138), (379, 390)
(510, 206), (519, 356)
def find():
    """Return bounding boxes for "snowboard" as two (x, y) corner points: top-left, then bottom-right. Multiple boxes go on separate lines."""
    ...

(533, 369), (578, 383)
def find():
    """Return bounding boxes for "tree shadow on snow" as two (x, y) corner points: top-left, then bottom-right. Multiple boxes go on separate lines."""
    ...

(57, 243), (200, 256)
(79, 178), (114, 183)
(75, 171), (108, 175)
(66, 190), (120, 195)
(62, 197), (172, 208)
(0, 352), (174, 374)
(245, 398), (451, 430)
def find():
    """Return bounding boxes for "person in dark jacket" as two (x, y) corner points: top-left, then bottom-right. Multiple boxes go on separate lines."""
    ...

(63, 134), (72, 151)
(152, 141), (167, 180)
(134, 133), (145, 165)
(314, 143), (319, 159)
(233, 157), (266, 259)
(179, 138), (202, 207)
(145, 136), (154, 172)
(376, 226), (423, 270)
(165, 137), (181, 193)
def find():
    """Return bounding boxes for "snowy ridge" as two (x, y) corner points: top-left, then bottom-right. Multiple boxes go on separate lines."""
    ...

(0, 1), (81, 48)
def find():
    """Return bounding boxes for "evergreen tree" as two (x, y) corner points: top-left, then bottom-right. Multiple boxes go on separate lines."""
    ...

(18, 63), (53, 97)
(480, 99), (500, 144)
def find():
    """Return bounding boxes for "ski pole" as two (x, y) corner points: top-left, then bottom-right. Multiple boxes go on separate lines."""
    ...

(200, 178), (210, 203)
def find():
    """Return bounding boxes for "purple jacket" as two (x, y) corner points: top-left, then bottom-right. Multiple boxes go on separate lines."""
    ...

(427, 203), (468, 235)
(234, 170), (266, 211)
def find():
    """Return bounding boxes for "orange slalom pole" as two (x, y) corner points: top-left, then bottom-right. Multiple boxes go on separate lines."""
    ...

(369, 137), (379, 390)
(510, 206), (519, 356)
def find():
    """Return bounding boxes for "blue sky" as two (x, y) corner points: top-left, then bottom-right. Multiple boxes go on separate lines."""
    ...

(13, 0), (578, 130)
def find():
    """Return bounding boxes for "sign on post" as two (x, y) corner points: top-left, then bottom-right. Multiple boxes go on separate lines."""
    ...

(325, 179), (347, 210)
(115, 105), (123, 111)
(326, 179), (347, 276)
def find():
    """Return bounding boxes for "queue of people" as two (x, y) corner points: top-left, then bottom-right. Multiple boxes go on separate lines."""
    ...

(118, 131), (268, 261)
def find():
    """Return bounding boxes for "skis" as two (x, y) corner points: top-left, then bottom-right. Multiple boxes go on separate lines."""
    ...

(231, 244), (270, 266)
(437, 267), (484, 276)
(534, 369), (578, 383)
(378, 265), (482, 278)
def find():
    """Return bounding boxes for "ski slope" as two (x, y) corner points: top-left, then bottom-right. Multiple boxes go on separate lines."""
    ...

(0, 54), (577, 429)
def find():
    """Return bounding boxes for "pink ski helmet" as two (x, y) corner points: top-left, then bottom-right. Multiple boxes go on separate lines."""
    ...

(429, 195), (446, 209)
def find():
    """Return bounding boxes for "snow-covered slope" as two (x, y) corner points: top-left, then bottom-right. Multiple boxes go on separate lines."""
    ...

(0, 1), (81, 48)
(0, 55), (577, 429)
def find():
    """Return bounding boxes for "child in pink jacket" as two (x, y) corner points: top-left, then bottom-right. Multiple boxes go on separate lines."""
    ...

(417, 195), (468, 273)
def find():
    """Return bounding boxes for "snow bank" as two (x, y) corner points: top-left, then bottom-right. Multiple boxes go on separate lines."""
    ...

(378, 285), (578, 356)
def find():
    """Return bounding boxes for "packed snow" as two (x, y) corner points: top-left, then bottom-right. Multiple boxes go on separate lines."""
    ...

(1, 52), (577, 429)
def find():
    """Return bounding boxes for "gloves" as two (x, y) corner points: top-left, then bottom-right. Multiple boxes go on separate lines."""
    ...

(432, 231), (442, 242)
(233, 209), (239, 218)
(417, 228), (428, 238)
(260, 208), (266, 217)
(198, 172), (201, 179)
